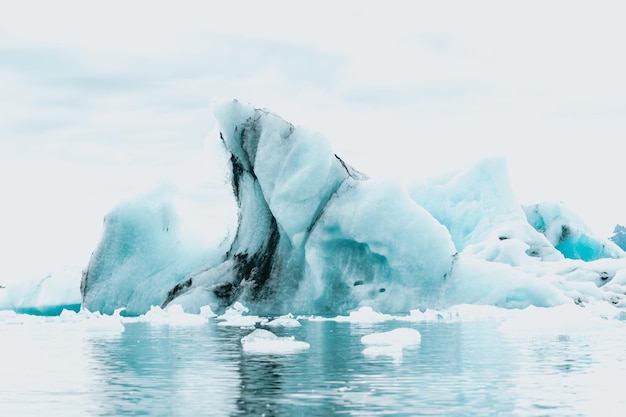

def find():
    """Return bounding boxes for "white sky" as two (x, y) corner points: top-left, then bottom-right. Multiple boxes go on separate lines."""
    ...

(1, 0), (625, 280)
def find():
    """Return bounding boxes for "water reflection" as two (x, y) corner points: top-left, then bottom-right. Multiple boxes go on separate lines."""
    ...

(85, 324), (241, 416)
(3, 317), (626, 416)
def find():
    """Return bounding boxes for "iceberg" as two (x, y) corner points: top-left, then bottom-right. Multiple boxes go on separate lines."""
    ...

(0, 266), (82, 315)
(408, 158), (564, 263)
(80, 185), (224, 315)
(240, 329), (310, 354)
(156, 100), (456, 315)
(77, 99), (626, 317)
(523, 201), (625, 261)
(610, 224), (626, 251)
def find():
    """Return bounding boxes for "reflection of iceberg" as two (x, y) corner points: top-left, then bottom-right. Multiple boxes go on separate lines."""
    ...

(77, 99), (626, 316)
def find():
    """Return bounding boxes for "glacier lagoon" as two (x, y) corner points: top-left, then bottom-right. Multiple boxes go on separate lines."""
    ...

(4, 99), (626, 415)
(2, 305), (626, 416)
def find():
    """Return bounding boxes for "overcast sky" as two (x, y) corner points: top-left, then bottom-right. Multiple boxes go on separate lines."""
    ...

(2, 0), (625, 279)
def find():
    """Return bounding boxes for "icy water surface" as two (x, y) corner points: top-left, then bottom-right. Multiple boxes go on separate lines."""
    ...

(1, 311), (626, 416)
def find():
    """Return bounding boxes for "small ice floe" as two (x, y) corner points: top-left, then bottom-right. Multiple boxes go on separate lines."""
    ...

(333, 306), (395, 323)
(199, 305), (217, 318)
(361, 328), (421, 359)
(266, 313), (301, 327)
(0, 308), (125, 337)
(128, 304), (208, 326)
(241, 329), (310, 354)
(46, 308), (125, 334)
(218, 302), (267, 328)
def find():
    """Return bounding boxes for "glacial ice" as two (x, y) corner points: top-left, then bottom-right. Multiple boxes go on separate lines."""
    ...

(146, 99), (456, 315)
(266, 314), (302, 327)
(408, 158), (563, 262)
(0, 307), (124, 333)
(217, 302), (267, 327)
(361, 328), (422, 348)
(80, 185), (224, 315)
(240, 328), (310, 354)
(0, 266), (82, 315)
(126, 305), (209, 326)
(523, 201), (625, 261)
(8, 98), (626, 318)
(361, 328), (421, 360)
(330, 306), (396, 324)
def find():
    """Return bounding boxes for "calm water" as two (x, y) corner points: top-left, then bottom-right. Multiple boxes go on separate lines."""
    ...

(1, 315), (626, 416)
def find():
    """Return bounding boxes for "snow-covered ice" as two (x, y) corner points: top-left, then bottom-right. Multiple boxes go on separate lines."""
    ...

(266, 314), (301, 327)
(123, 304), (209, 326)
(217, 302), (267, 328)
(240, 328), (310, 354)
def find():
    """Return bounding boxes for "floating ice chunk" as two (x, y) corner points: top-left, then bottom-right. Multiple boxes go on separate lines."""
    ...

(129, 304), (208, 326)
(333, 306), (395, 323)
(266, 313), (301, 327)
(218, 315), (264, 327)
(240, 329), (310, 354)
(199, 305), (217, 318)
(0, 308), (125, 333)
(360, 328), (420, 361)
(361, 328), (422, 346)
(218, 302), (267, 327)
(64, 308), (125, 333)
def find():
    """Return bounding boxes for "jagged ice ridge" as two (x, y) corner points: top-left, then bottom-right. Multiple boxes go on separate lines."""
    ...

(71, 100), (626, 315)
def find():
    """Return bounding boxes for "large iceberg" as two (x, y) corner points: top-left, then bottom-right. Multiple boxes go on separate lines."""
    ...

(155, 100), (456, 315)
(77, 99), (626, 316)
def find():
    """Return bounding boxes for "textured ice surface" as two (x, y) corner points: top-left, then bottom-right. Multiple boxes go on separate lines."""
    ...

(240, 328), (310, 354)
(266, 314), (301, 327)
(80, 186), (223, 315)
(217, 302), (267, 327)
(409, 158), (562, 262)
(524, 201), (625, 261)
(0, 266), (81, 315)
(158, 100), (456, 315)
(329, 306), (396, 323)
(67, 99), (626, 318)
(124, 305), (209, 326)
